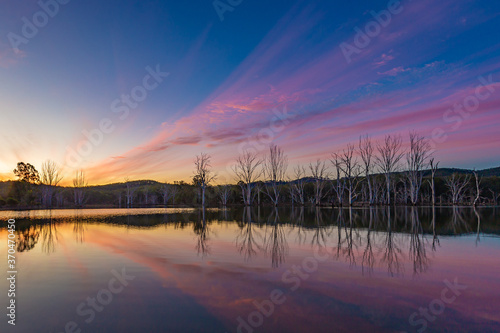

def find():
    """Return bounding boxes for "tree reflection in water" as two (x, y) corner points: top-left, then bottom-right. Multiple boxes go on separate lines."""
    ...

(311, 207), (329, 249)
(361, 208), (375, 276)
(263, 208), (289, 268)
(448, 206), (471, 234)
(380, 207), (404, 277)
(7, 206), (489, 276)
(474, 206), (481, 246)
(341, 208), (357, 267)
(408, 207), (429, 275)
(41, 215), (59, 254)
(431, 205), (440, 251)
(16, 225), (40, 253)
(291, 207), (306, 245)
(194, 209), (211, 258)
(235, 207), (263, 261)
(73, 210), (86, 243)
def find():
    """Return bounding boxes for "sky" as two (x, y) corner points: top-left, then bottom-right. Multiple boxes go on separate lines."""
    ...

(0, 0), (499, 185)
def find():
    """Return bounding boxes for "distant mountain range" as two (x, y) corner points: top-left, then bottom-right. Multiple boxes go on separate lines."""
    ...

(0, 167), (499, 194)
(424, 166), (500, 178)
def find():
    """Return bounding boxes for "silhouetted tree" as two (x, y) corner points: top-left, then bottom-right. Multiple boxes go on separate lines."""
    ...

(263, 145), (288, 206)
(40, 160), (63, 207)
(376, 135), (404, 205)
(194, 153), (216, 207)
(13, 162), (40, 183)
(232, 151), (263, 206)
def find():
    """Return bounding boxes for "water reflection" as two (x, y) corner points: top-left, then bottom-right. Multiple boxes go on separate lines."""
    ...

(37, 211), (60, 254)
(408, 207), (429, 275)
(16, 224), (40, 252)
(235, 207), (262, 261)
(73, 210), (86, 243)
(2, 206), (499, 333)
(361, 208), (375, 276)
(194, 209), (211, 257)
(263, 209), (289, 268)
(5, 206), (499, 277)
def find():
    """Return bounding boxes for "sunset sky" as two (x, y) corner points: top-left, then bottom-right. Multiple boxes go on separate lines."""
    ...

(1, 0), (499, 185)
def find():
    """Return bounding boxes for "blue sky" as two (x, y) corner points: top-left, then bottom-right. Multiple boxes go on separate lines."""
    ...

(1, 0), (499, 184)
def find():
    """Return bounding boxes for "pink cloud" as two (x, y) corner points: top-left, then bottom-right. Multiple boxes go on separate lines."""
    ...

(81, 0), (500, 183)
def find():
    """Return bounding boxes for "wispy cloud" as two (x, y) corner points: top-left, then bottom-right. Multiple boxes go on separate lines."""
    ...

(76, 0), (500, 183)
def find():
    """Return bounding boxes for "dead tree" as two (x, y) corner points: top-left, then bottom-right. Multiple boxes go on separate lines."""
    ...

(473, 170), (482, 207)
(428, 158), (440, 205)
(40, 160), (63, 207)
(263, 144), (288, 206)
(291, 165), (306, 206)
(376, 135), (404, 205)
(338, 144), (362, 206)
(232, 151), (263, 206)
(359, 135), (375, 205)
(488, 189), (500, 205)
(330, 153), (346, 206)
(309, 159), (329, 206)
(194, 153), (216, 207)
(217, 185), (231, 206)
(445, 173), (470, 205)
(72, 170), (87, 207)
(406, 132), (431, 205)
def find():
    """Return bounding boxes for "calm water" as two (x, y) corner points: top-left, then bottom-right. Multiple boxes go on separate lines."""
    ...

(1, 207), (500, 333)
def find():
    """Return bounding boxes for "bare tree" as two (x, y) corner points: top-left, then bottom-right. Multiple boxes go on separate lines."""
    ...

(330, 153), (346, 206)
(232, 151), (263, 206)
(124, 177), (137, 208)
(472, 170), (482, 207)
(40, 160), (63, 207)
(291, 165), (306, 205)
(263, 144), (288, 206)
(359, 135), (375, 205)
(376, 135), (404, 205)
(194, 153), (216, 207)
(337, 144), (362, 206)
(309, 159), (329, 206)
(72, 170), (87, 207)
(428, 158), (440, 206)
(254, 181), (264, 206)
(445, 173), (470, 205)
(488, 189), (500, 205)
(406, 132), (431, 205)
(217, 185), (231, 206)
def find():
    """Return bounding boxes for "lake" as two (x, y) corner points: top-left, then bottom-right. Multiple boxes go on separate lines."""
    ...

(1, 207), (500, 333)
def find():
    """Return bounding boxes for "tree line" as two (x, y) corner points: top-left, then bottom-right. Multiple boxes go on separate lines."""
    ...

(1, 132), (500, 209)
